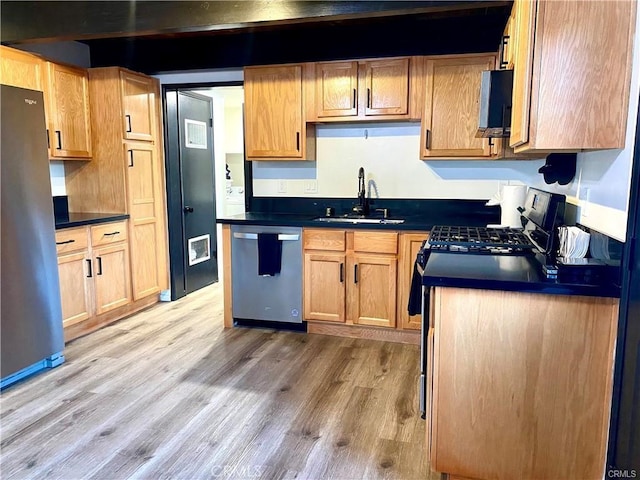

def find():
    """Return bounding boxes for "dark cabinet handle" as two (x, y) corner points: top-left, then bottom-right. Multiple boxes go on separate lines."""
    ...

(125, 114), (132, 132)
(339, 263), (344, 283)
(46, 129), (50, 148)
(96, 257), (103, 276)
(128, 149), (134, 167)
(352, 89), (357, 109)
(55, 130), (62, 150)
(499, 35), (510, 69)
(104, 231), (120, 236)
(354, 264), (358, 284)
(296, 132), (300, 151)
(367, 88), (371, 108)
(425, 129), (431, 150)
(56, 239), (75, 245)
(184, 206), (194, 213)
(86, 259), (93, 278)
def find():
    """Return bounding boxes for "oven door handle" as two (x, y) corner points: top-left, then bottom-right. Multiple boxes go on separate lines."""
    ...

(233, 233), (299, 241)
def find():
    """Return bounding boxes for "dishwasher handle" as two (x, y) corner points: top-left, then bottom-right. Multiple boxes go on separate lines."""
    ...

(233, 232), (299, 241)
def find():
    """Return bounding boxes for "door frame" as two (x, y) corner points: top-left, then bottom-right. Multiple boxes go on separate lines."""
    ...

(162, 82), (251, 299)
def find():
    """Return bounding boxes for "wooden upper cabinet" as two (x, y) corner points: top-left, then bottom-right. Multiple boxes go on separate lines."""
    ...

(510, 0), (537, 149)
(46, 62), (92, 159)
(121, 71), (155, 141)
(244, 64), (314, 160)
(421, 55), (497, 158)
(363, 58), (409, 116)
(310, 57), (422, 122)
(499, 7), (516, 71)
(316, 61), (358, 118)
(0, 46), (44, 91)
(510, 0), (636, 152)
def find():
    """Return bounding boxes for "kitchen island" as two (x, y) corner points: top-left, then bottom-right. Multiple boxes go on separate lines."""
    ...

(422, 252), (620, 480)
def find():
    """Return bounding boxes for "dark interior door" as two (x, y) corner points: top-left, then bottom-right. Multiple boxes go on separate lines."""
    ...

(178, 92), (217, 294)
(164, 89), (218, 299)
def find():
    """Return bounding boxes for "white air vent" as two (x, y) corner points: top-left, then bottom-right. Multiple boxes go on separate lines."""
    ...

(184, 119), (207, 149)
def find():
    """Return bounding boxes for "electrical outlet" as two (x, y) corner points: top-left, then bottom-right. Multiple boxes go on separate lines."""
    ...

(277, 180), (287, 194)
(304, 180), (318, 193)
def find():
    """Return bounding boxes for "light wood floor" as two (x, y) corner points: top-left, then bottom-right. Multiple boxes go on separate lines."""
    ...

(0, 283), (435, 480)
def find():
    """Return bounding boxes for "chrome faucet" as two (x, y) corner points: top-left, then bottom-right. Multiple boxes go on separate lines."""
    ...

(353, 167), (370, 216)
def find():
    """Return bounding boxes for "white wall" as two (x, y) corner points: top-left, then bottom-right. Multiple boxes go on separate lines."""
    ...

(253, 122), (545, 198)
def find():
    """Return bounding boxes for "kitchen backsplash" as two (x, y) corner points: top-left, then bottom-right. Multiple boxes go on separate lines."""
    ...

(252, 123), (546, 199)
(50, 161), (66, 196)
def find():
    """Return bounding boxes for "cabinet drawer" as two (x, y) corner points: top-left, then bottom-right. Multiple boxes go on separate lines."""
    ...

(353, 231), (398, 254)
(303, 229), (346, 251)
(55, 227), (89, 254)
(91, 221), (128, 247)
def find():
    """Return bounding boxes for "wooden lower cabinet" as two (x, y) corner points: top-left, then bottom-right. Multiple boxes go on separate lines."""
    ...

(55, 221), (140, 342)
(57, 250), (92, 327)
(304, 252), (346, 322)
(428, 287), (618, 480)
(303, 229), (398, 329)
(93, 242), (131, 315)
(349, 254), (397, 328)
(397, 232), (429, 330)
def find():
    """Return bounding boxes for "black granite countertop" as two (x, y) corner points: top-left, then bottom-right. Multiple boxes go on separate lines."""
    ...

(422, 252), (621, 298)
(217, 198), (501, 231)
(55, 213), (130, 230)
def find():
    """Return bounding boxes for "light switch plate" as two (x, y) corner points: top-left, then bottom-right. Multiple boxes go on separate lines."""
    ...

(277, 180), (287, 193)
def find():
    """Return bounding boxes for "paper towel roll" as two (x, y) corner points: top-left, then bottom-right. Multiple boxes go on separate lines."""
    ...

(501, 185), (527, 228)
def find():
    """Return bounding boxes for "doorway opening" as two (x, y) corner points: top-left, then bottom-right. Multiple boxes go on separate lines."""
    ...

(163, 83), (247, 300)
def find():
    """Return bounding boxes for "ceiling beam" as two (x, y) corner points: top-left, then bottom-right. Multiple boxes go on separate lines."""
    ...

(1, 0), (512, 44)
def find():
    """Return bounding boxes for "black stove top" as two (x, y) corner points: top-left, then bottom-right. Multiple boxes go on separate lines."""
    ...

(429, 225), (535, 252)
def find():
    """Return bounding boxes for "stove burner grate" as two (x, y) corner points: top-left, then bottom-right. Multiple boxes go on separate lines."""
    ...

(429, 225), (535, 251)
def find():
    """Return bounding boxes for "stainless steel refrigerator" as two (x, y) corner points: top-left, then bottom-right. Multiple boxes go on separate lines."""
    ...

(1, 84), (65, 388)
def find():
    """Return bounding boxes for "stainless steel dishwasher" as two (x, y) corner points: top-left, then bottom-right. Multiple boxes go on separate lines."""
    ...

(231, 224), (303, 324)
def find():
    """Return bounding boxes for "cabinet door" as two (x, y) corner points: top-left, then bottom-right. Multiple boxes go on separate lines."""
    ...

(509, 0), (537, 148)
(316, 61), (358, 118)
(121, 71), (155, 142)
(304, 252), (346, 322)
(363, 58), (409, 116)
(397, 232), (428, 330)
(57, 251), (93, 327)
(125, 143), (162, 300)
(93, 243), (131, 315)
(47, 62), (92, 159)
(421, 55), (496, 158)
(0, 46), (44, 91)
(244, 65), (304, 158)
(351, 254), (397, 328)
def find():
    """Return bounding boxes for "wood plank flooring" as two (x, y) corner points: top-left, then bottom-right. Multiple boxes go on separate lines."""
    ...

(0, 283), (436, 480)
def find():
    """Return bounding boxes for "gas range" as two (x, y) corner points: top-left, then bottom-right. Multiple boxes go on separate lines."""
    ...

(427, 225), (536, 255)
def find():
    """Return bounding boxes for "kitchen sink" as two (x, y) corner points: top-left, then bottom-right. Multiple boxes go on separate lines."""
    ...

(312, 216), (405, 225)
